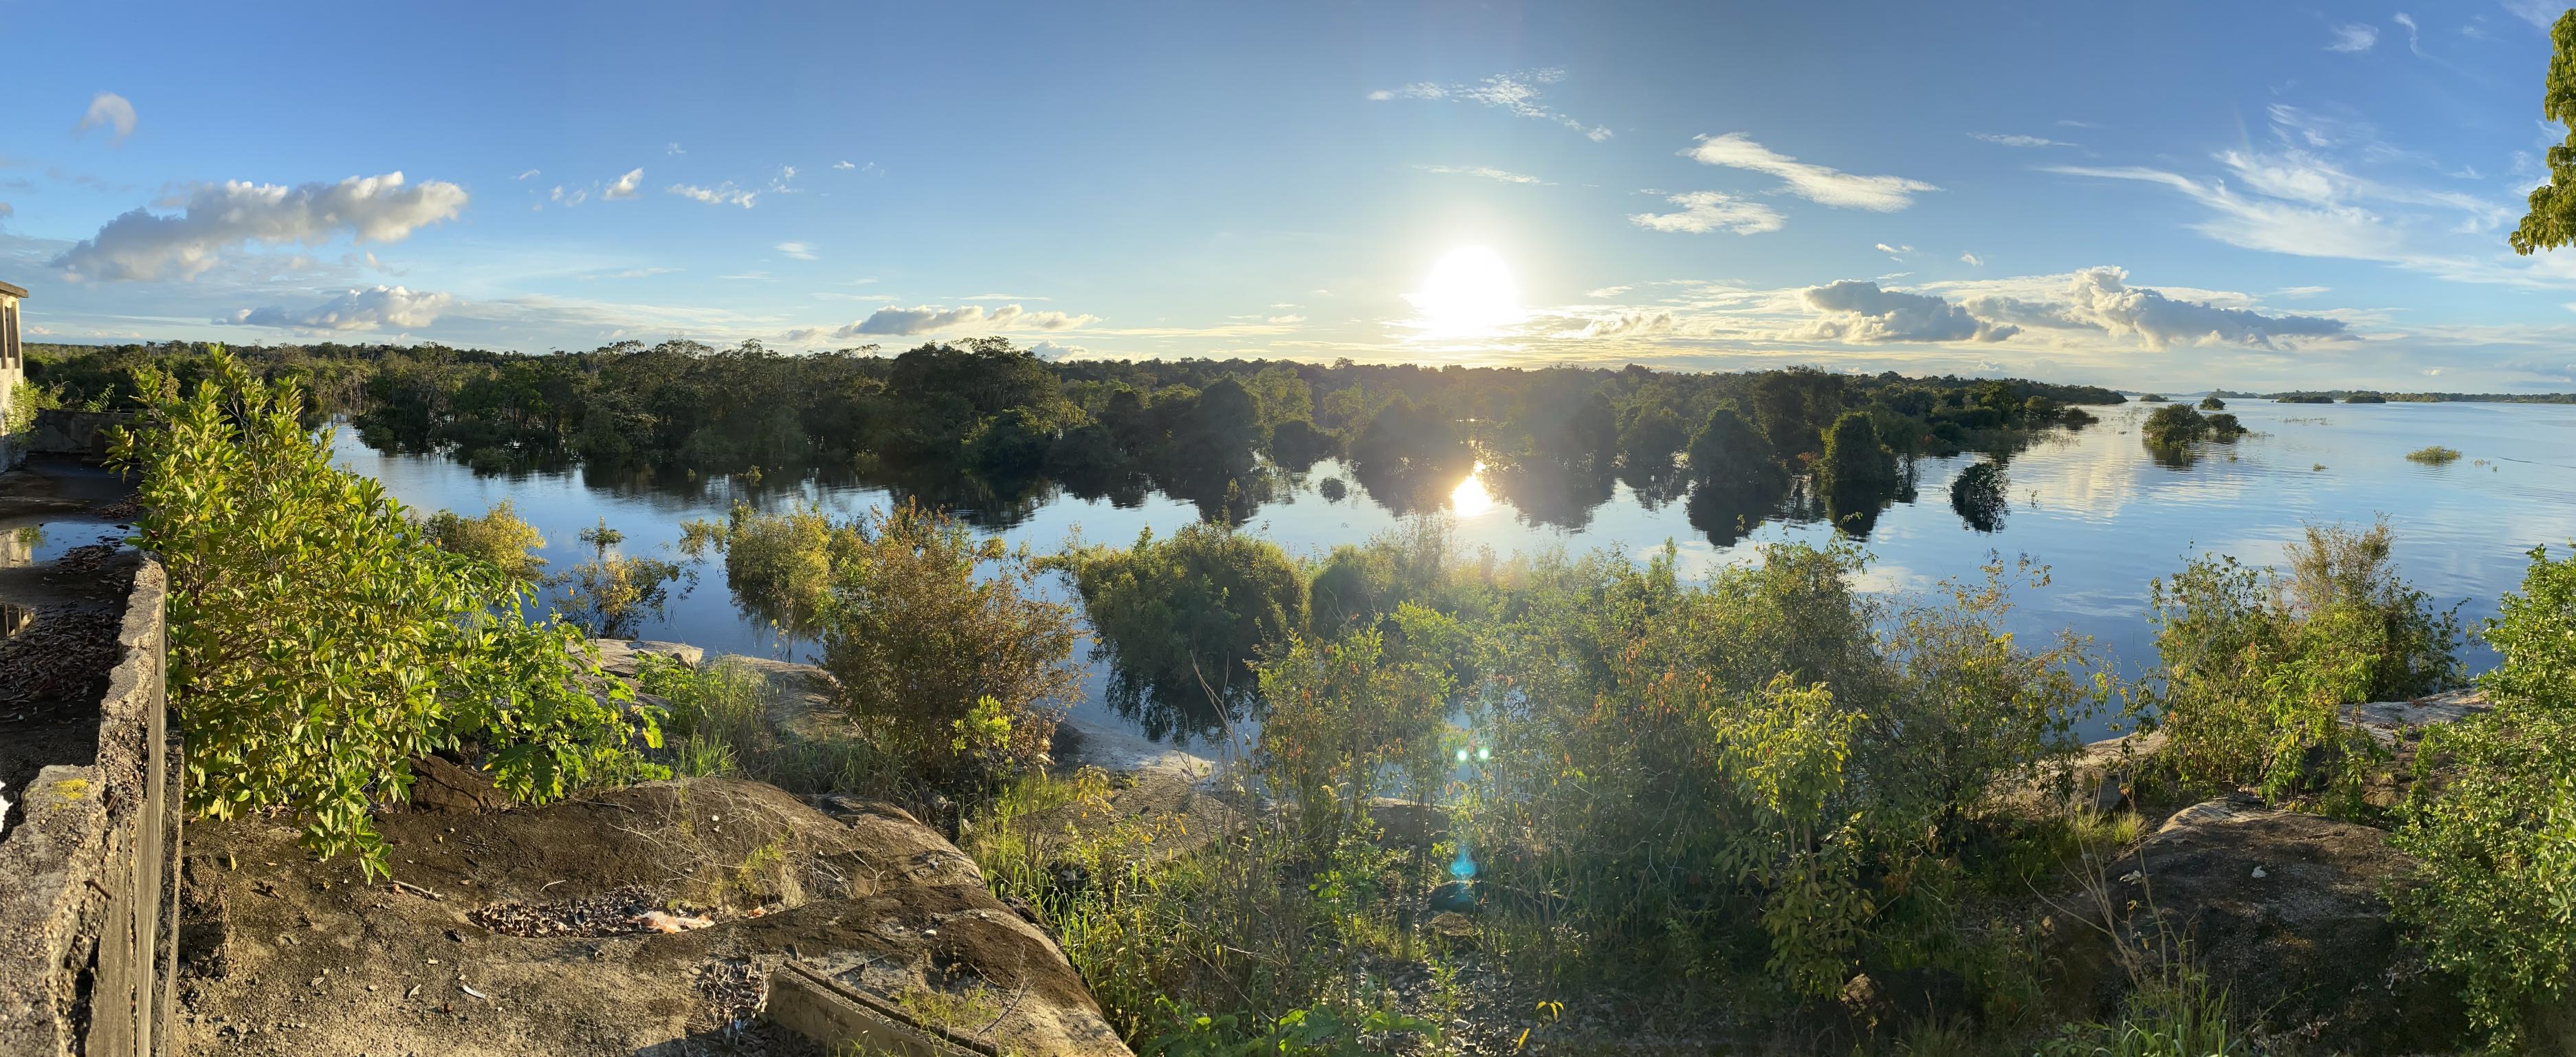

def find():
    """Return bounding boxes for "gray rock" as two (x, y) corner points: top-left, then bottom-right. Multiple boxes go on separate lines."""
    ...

(584, 639), (705, 679)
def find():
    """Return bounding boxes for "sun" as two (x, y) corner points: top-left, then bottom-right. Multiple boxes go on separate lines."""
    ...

(1408, 246), (1523, 339)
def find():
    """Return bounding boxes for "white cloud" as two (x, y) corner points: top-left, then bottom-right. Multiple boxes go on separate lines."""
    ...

(666, 142), (685, 155)
(1416, 164), (1552, 185)
(51, 172), (467, 283)
(668, 181), (756, 207)
(75, 93), (137, 144)
(220, 285), (452, 331)
(603, 168), (643, 200)
(1024, 340), (1088, 360)
(2325, 22), (2379, 51)
(832, 160), (856, 170)
(1680, 133), (1939, 210)
(1801, 280), (2018, 342)
(1950, 267), (2346, 349)
(514, 168), (541, 180)
(774, 241), (817, 260)
(1628, 190), (1785, 235)
(1366, 67), (1611, 141)
(1970, 133), (2078, 148)
(1563, 310), (1675, 338)
(837, 303), (1097, 337)
(2500, 1), (2562, 29)
(1266, 314), (1306, 325)
(1875, 243), (1915, 259)
(2394, 12), (2427, 55)
(1960, 252), (1983, 266)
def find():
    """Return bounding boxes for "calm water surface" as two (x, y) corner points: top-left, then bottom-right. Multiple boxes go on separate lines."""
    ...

(333, 398), (2576, 746)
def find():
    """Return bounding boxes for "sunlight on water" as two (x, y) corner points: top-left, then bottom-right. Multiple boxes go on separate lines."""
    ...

(1449, 464), (1495, 518)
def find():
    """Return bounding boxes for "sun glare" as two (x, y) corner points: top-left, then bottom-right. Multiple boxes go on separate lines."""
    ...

(1449, 463), (1495, 517)
(1409, 246), (1523, 339)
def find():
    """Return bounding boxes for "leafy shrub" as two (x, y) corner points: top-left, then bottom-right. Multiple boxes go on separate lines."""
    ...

(1254, 617), (1452, 851)
(420, 500), (549, 582)
(681, 502), (855, 635)
(1817, 410), (1897, 494)
(2139, 404), (2247, 449)
(2150, 521), (2460, 800)
(819, 501), (1081, 786)
(1684, 405), (1785, 495)
(2407, 445), (2464, 464)
(551, 518), (687, 638)
(111, 352), (660, 875)
(2197, 395), (2227, 411)
(2392, 544), (2576, 1050)
(1049, 523), (1306, 734)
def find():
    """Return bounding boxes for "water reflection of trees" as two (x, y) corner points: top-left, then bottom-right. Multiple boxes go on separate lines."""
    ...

(1949, 460), (2010, 533)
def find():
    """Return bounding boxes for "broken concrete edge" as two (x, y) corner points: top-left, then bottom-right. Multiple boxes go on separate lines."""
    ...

(0, 558), (170, 1057)
(765, 961), (998, 1057)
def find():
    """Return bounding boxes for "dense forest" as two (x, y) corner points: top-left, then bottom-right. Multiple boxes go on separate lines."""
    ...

(26, 338), (2124, 540)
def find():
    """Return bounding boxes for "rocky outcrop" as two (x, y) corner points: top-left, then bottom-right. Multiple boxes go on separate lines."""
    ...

(2063, 796), (2461, 1054)
(178, 777), (1132, 1057)
(584, 638), (705, 679)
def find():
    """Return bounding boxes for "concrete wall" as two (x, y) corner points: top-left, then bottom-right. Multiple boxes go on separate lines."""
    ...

(0, 561), (178, 1057)
(26, 410), (140, 461)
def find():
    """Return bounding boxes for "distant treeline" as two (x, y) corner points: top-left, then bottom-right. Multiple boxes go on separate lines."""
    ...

(2262, 389), (2576, 404)
(25, 338), (2124, 533)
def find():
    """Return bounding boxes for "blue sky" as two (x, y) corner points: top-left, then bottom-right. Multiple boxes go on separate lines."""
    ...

(5, 1), (2576, 391)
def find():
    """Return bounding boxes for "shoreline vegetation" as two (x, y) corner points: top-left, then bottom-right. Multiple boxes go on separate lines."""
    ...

(27, 338), (2123, 542)
(87, 350), (2576, 1054)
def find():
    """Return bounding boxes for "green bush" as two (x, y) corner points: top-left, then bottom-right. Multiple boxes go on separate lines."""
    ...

(1049, 522), (1307, 731)
(818, 501), (1081, 786)
(112, 352), (661, 875)
(2392, 544), (2576, 1050)
(2150, 521), (2460, 801)
(420, 500), (549, 583)
(2140, 404), (2247, 450)
(551, 518), (687, 638)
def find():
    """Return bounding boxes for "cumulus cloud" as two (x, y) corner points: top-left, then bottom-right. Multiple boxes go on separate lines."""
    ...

(75, 93), (137, 144)
(1800, 280), (2018, 342)
(1024, 340), (1089, 361)
(1681, 133), (1939, 210)
(51, 172), (467, 283)
(836, 303), (1097, 337)
(1958, 266), (2346, 349)
(220, 285), (452, 331)
(1961, 252), (1983, 266)
(1628, 190), (1785, 235)
(603, 168), (643, 199)
(832, 160), (856, 170)
(668, 181), (756, 207)
(2324, 22), (2379, 52)
(774, 241), (817, 260)
(1367, 67), (1611, 141)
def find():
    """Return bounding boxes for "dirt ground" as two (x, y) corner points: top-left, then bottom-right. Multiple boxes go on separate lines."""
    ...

(0, 457), (141, 836)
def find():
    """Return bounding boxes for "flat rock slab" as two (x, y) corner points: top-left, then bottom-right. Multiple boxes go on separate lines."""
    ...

(2343, 687), (2491, 745)
(586, 639), (706, 679)
(2067, 796), (2461, 1053)
(177, 777), (1130, 1057)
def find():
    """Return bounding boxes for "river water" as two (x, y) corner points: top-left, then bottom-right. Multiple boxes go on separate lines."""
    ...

(332, 398), (2576, 746)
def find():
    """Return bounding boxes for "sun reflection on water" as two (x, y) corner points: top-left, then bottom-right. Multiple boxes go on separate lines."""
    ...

(1449, 464), (1495, 518)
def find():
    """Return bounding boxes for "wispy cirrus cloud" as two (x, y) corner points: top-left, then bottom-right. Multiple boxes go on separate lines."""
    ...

(1970, 132), (2078, 148)
(1680, 133), (1939, 210)
(1368, 67), (1611, 142)
(1627, 190), (1784, 235)
(2324, 21), (2379, 52)
(1414, 164), (1552, 185)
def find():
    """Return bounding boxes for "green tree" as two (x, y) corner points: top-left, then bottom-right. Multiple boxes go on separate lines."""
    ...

(1685, 406), (1786, 494)
(2392, 544), (2576, 1049)
(111, 351), (659, 876)
(2514, 10), (2576, 254)
(1816, 411), (1897, 494)
(1051, 523), (1308, 736)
